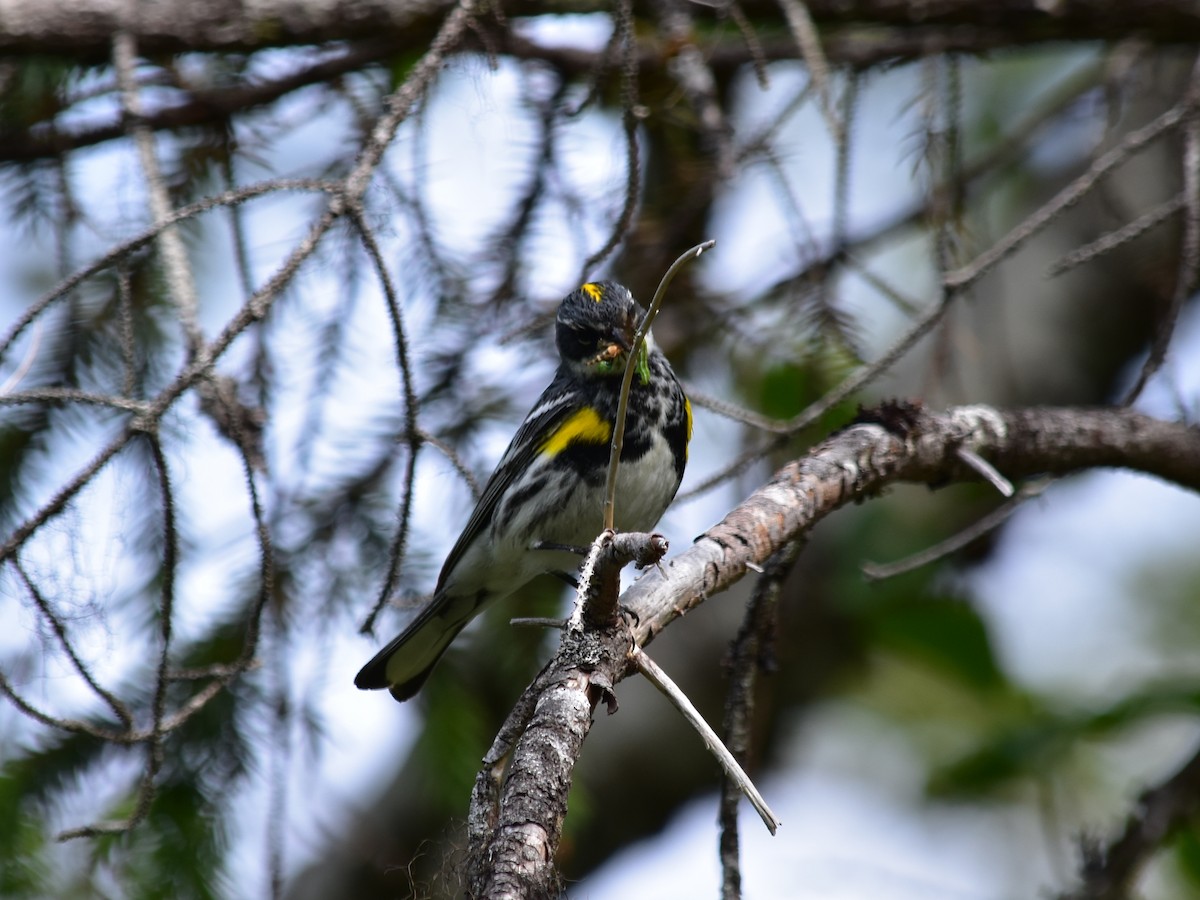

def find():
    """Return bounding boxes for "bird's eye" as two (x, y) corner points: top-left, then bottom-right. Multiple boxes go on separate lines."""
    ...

(560, 325), (595, 359)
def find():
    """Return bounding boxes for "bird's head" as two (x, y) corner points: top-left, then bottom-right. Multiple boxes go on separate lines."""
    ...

(555, 281), (652, 384)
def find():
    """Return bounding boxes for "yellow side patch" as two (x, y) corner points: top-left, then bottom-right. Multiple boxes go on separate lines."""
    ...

(684, 397), (693, 459)
(580, 282), (603, 303)
(540, 407), (611, 457)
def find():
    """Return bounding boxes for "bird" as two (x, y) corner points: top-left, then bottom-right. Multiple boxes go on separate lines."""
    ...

(355, 281), (692, 701)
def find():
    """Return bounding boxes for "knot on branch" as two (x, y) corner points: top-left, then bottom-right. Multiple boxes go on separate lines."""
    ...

(574, 529), (668, 630)
(853, 397), (925, 438)
(196, 374), (266, 471)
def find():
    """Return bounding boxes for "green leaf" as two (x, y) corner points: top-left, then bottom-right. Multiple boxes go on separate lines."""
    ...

(869, 595), (1004, 692)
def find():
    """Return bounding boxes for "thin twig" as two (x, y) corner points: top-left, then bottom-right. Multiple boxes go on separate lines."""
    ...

(944, 101), (1187, 292)
(417, 427), (482, 498)
(115, 263), (138, 397)
(113, 31), (203, 360)
(1047, 193), (1185, 278)
(778, 0), (842, 143)
(0, 178), (335, 366)
(11, 559), (133, 730)
(350, 208), (423, 635)
(1124, 53), (1200, 403)
(581, 0), (640, 276)
(0, 319), (43, 396)
(631, 645), (780, 835)
(726, 1), (769, 90)
(862, 480), (1050, 581)
(603, 241), (715, 530)
(720, 541), (802, 899)
(0, 387), (149, 413)
(59, 430), (178, 841)
(956, 447), (1014, 497)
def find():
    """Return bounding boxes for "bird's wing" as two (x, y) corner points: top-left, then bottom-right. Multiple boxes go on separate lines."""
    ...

(434, 369), (580, 592)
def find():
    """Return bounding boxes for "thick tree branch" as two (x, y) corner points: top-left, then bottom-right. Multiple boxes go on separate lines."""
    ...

(5, 0), (1200, 59)
(469, 403), (1200, 895)
(627, 404), (1200, 643)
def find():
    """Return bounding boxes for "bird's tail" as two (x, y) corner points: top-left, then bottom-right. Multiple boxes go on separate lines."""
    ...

(354, 592), (481, 701)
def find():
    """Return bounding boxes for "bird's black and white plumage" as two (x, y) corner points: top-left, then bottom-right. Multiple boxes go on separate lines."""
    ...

(355, 281), (691, 701)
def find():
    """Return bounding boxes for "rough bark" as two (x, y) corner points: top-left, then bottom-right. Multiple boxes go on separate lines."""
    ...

(626, 404), (1200, 643)
(466, 402), (1200, 897)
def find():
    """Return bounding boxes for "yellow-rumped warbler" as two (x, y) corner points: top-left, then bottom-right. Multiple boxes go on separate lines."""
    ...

(355, 281), (691, 701)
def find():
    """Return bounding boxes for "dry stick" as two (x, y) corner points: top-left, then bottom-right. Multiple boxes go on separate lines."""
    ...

(113, 31), (202, 360)
(602, 240), (715, 531)
(631, 645), (780, 835)
(956, 446), (1014, 497)
(862, 480), (1050, 581)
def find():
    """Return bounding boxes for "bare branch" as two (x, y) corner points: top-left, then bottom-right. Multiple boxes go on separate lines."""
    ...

(630, 404), (1200, 644)
(10, 559), (133, 730)
(1047, 193), (1185, 278)
(631, 645), (780, 834)
(350, 208), (424, 635)
(468, 404), (1200, 893)
(778, 0), (841, 142)
(581, 0), (641, 276)
(862, 479), (1051, 581)
(943, 102), (1188, 292)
